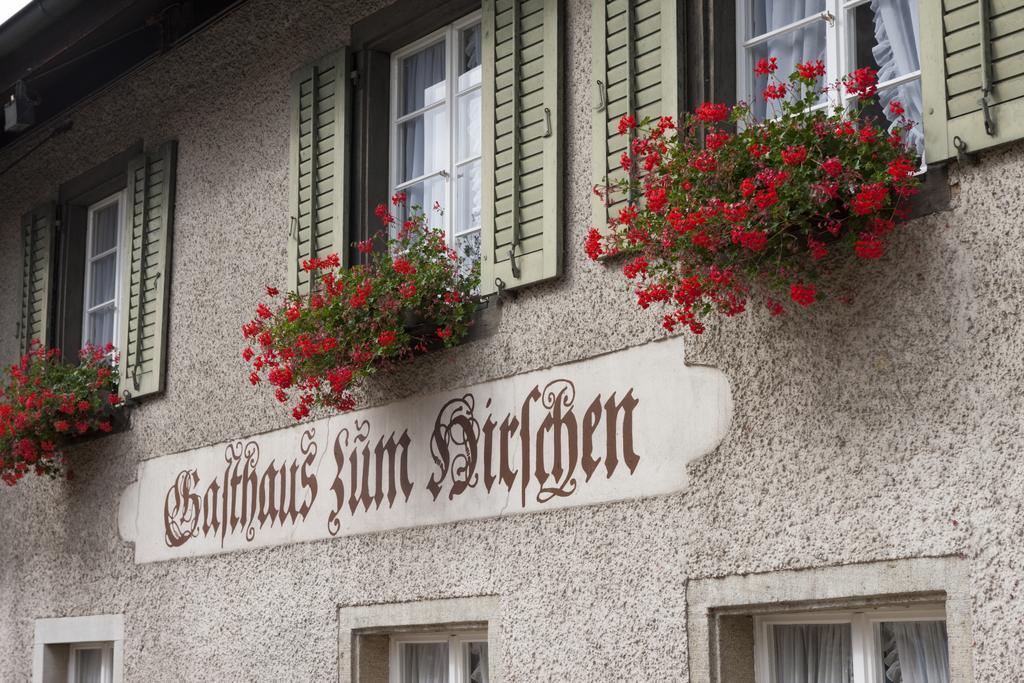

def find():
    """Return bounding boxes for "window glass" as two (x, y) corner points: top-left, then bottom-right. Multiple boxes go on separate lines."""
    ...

(401, 642), (449, 683)
(740, 0), (924, 161)
(465, 641), (489, 683)
(91, 203), (119, 253)
(392, 16), (482, 270)
(847, 0), (923, 158)
(73, 648), (104, 683)
(83, 195), (122, 349)
(878, 621), (950, 683)
(459, 24), (482, 89)
(771, 623), (852, 683)
(750, 0), (825, 35)
(398, 110), (449, 182)
(401, 41), (446, 115)
(748, 20), (826, 117)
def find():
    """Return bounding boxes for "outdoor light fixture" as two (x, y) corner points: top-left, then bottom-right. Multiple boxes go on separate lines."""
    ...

(4, 81), (34, 133)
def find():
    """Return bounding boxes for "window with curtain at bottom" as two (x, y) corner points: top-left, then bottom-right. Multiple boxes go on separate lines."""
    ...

(737, 0), (924, 161)
(391, 631), (488, 683)
(756, 607), (950, 683)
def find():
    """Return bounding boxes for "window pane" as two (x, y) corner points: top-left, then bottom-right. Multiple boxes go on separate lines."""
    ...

(74, 648), (105, 683)
(89, 253), (118, 307)
(772, 623), (852, 683)
(458, 24), (482, 90)
(747, 20), (826, 118)
(399, 176), (446, 233)
(401, 642), (448, 683)
(850, 0), (919, 81)
(457, 89), (481, 161)
(401, 40), (446, 115)
(879, 621), (950, 683)
(91, 202), (119, 254)
(455, 160), (481, 234)
(849, 0), (923, 159)
(465, 641), (489, 683)
(750, 0), (825, 36)
(398, 109), (449, 183)
(86, 307), (116, 348)
(454, 230), (481, 277)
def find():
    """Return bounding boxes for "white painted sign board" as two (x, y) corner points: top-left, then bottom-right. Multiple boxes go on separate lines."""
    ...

(119, 339), (731, 562)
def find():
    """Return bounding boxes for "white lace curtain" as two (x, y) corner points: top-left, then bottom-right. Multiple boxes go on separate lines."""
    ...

(883, 621), (951, 683)
(749, 0), (923, 158)
(401, 643), (448, 683)
(870, 0), (924, 157)
(773, 623), (853, 683)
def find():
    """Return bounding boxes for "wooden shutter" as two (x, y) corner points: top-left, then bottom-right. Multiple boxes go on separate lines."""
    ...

(289, 48), (351, 294)
(480, 0), (563, 296)
(922, 0), (1024, 162)
(591, 0), (681, 231)
(18, 203), (56, 354)
(118, 141), (176, 400)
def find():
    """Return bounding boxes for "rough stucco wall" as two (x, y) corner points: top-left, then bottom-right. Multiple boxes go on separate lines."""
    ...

(0, 0), (1021, 681)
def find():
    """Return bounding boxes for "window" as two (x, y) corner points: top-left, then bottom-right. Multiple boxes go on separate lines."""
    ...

(67, 642), (114, 683)
(33, 614), (123, 683)
(754, 606), (950, 683)
(390, 631), (489, 683)
(81, 192), (124, 349)
(389, 13), (482, 267)
(737, 0), (924, 159)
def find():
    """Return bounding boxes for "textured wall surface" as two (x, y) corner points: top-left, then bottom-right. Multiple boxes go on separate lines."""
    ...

(0, 0), (1021, 680)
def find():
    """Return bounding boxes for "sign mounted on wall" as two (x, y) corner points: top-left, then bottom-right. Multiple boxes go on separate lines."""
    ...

(119, 339), (732, 563)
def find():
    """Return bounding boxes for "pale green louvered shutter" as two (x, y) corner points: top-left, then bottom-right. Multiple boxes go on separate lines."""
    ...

(118, 141), (176, 400)
(922, 0), (1024, 162)
(18, 203), (56, 354)
(480, 0), (563, 296)
(288, 49), (351, 295)
(591, 0), (681, 230)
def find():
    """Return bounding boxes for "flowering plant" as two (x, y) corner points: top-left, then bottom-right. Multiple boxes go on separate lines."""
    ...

(586, 58), (920, 334)
(0, 342), (122, 486)
(243, 195), (479, 419)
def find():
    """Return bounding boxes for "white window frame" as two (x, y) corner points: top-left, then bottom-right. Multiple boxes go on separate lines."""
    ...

(753, 605), (947, 683)
(389, 629), (488, 683)
(81, 190), (126, 350)
(389, 11), (483, 248)
(735, 0), (923, 120)
(67, 642), (115, 683)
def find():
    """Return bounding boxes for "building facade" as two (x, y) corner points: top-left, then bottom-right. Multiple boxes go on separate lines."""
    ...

(0, 0), (1022, 680)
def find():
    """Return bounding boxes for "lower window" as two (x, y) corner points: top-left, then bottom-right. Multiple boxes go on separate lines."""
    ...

(755, 606), (949, 683)
(391, 630), (488, 683)
(68, 642), (114, 683)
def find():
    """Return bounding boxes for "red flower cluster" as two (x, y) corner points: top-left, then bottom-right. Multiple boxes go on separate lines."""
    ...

(243, 197), (479, 419)
(586, 59), (919, 333)
(0, 342), (120, 485)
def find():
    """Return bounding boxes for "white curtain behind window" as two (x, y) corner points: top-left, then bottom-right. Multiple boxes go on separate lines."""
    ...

(883, 621), (951, 683)
(401, 42), (446, 181)
(468, 642), (489, 683)
(773, 623), (853, 683)
(870, 0), (924, 157)
(749, 0), (827, 118)
(402, 642), (448, 683)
